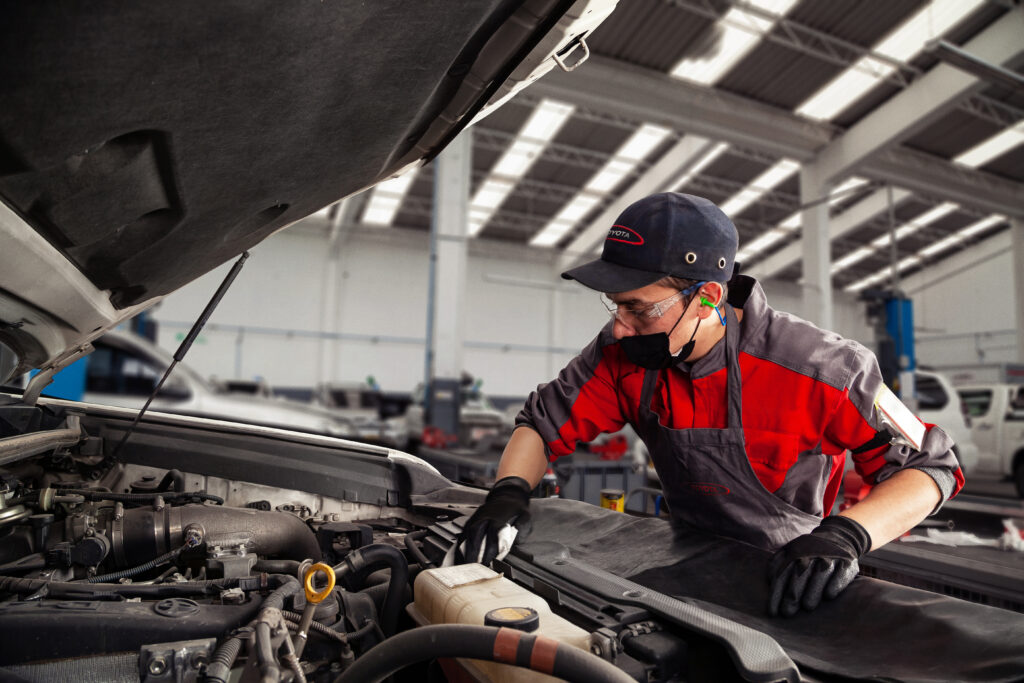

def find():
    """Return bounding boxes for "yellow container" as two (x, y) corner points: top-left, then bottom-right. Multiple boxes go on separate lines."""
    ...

(600, 488), (625, 512)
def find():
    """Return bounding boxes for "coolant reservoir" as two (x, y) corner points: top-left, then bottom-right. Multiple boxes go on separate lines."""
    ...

(410, 564), (592, 682)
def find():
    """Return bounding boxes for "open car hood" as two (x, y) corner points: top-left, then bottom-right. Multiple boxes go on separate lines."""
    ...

(0, 0), (616, 383)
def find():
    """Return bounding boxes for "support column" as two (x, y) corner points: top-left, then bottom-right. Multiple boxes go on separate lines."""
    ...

(426, 130), (471, 436)
(799, 166), (833, 330)
(1012, 217), (1024, 363)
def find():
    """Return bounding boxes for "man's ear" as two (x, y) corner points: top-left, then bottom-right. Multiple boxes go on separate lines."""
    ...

(699, 282), (724, 307)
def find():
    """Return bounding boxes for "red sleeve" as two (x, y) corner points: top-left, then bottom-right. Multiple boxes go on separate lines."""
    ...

(516, 330), (626, 460)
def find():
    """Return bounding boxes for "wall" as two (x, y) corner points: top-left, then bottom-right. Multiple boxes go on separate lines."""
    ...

(900, 230), (1017, 368)
(151, 216), (873, 397)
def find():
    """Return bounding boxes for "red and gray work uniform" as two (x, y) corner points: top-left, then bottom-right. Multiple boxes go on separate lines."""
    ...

(516, 276), (965, 550)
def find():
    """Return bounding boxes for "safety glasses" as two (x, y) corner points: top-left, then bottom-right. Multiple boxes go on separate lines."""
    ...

(600, 281), (704, 327)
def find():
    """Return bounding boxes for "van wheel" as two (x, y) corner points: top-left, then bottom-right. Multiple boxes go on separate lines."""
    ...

(1014, 460), (1024, 499)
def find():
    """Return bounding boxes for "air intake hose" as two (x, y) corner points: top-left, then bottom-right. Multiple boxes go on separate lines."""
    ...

(335, 544), (408, 637)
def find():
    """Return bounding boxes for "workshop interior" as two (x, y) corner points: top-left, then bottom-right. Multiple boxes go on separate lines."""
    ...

(1, 1), (1024, 682)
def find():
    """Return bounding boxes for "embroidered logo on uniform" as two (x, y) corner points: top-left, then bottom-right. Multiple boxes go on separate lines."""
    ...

(689, 482), (730, 496)
(606, 225), (644, 245)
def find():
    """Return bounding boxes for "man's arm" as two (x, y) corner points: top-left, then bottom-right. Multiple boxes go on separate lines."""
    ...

(496, 426), (549, 488)
(839, 468), (940, 551)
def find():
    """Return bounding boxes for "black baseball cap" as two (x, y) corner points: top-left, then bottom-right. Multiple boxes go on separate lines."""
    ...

(561, 192), (738, 293)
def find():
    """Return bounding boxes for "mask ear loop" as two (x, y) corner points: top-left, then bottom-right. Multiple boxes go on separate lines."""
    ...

(700, 296), (727, 326)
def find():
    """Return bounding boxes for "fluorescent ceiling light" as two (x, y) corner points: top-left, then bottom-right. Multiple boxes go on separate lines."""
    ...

(830, 247), (875, 273)
(954, 121), (1024, 168)
(796, 0), (985, 121)
(734, 176), (869, 262)
(615, 124), (673, 162)
(469, 98), (574, 237)
(671, 0), (800, 85)
(849, 213), (1006, 292)
(362, 170), (419, 225)
(669, 142), (730, 191)
(719, 158), (799, 217)
(529, 123), (673, 247)
(831, 202), (958, 274)
(957, 213), (1006, 238)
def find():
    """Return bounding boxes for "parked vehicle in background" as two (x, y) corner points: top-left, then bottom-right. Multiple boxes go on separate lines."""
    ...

(83, 331), (357, 440)
(405, 379), (508, 452)
(915, 369), (980, 475)
(957, 383), (1024, 497)
(210, 376), (274, 398)
(313, 381), (409, 451)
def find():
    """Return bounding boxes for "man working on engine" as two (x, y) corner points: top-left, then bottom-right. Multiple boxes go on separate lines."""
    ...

(456, 192), (964, 617)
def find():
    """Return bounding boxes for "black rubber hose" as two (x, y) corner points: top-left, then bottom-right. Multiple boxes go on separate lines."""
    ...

(156, 469), (185, 493)
(54, 487), (224, 505)
(255, 621), (280, 683)
(404, 529), (435, 568)
(333, 624), (635, 683)
(336, 544), (408, 637)
(254, 559), (301, 576)
(84, 545), (184, 583)
(205, 627), (251, 683)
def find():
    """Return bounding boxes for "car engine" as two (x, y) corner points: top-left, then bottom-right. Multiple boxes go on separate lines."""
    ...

(0, 402), (663, 683)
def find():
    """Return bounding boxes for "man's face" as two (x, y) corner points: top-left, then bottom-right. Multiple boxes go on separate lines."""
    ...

(605, 283), (697, 349)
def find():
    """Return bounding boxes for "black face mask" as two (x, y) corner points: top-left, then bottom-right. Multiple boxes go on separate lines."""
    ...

(619, 306), (701, 370)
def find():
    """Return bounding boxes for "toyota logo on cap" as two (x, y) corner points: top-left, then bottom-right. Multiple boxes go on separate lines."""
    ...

(606, 225), (644, 245)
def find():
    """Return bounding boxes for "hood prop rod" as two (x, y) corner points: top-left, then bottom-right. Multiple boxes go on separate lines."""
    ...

(112, 251), (250, 459)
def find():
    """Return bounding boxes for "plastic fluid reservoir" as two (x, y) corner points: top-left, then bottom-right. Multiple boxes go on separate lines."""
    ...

(410, 564), (592, 682)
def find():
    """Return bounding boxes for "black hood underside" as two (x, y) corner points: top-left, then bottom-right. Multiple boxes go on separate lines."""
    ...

(0, 0), (547, 308)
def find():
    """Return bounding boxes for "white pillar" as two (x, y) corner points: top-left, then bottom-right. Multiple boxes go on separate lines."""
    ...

(800, 166), (833, 330)
(427, 130), (471, 432)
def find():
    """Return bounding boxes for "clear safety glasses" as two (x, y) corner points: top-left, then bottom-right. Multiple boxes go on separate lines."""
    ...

(600, 281), (704, 327)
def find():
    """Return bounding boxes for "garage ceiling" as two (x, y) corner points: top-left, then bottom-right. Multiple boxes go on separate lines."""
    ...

(330, 0), (1024, 293)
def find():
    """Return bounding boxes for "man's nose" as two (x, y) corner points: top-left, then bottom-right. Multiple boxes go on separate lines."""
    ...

(612, 317), (638, 339)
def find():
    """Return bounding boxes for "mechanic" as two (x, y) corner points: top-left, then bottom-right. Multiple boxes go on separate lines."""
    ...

(456, 192), (965, 617)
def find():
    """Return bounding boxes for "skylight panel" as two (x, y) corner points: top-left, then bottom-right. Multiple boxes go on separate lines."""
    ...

(529, 123), (673, 247)
(796, 0), (985, 121)
(733, 176), (869, 263)
(468, 98), (574, 237)
(830, 247), (875, 274)
(362, 170), (419, 225)
(719, 158), (800, 217)
(954, 121), (1024, 168)
(670, 0), (800, 85)
(831, 202), (958, 275)
(668, 142), (730, 191)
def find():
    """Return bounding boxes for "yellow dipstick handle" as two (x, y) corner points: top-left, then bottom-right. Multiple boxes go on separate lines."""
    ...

(295, 563), (336, 659)
(304, 562), (336, 604)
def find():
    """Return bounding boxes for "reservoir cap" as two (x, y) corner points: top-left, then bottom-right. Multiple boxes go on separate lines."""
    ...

(484, 606), (540, 632)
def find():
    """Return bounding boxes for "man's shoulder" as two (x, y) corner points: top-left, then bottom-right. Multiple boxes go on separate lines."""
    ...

(741, 306), (870, 390)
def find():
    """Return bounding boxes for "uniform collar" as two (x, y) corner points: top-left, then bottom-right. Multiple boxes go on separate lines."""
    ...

(676, 275), (767, 378)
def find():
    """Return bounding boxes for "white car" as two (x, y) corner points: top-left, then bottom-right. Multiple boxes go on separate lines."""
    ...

(914, 369), (980, 475)
(957, 383), (1024, 496)
(83, 331), (357, 440)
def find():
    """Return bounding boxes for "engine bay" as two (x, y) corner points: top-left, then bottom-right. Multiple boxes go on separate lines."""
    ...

(0, 399), (704, 683)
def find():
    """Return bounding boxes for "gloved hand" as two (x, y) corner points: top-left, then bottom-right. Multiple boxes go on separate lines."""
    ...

(767, 515), (871, 617)
(455, 476), (533, 565)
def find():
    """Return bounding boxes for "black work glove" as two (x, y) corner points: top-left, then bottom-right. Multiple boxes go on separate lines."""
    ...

(455, 476), (532, 565)
(767, 515), (871, 617)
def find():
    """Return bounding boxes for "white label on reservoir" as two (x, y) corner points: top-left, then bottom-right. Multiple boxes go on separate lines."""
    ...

(874, 386), (925, 451)
(430, 564), (499, 589)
